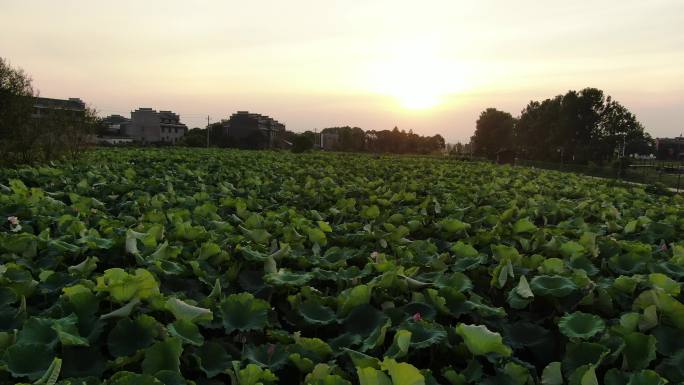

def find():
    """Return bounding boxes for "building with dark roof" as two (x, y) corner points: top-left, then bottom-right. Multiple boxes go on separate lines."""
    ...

(210, 111), (286, 149)
(32, 97), (86, 120)
(128, 108), (188, 144)
(656, 136), (684, 160)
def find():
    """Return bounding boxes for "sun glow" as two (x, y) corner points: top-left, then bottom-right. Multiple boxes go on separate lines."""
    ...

(368, 39), (470, 110)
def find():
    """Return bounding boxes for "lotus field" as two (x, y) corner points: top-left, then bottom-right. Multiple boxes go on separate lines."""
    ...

(2, 148), (684, 385)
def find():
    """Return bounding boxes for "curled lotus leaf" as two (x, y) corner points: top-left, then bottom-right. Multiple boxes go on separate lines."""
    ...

(433, 272), (473, 292)
(402, 320), (447, 349)
(298, 301), (337, 325)
(454, 323), (512, 357)
(245, 344), (290, 370)
(4, 342), (56, 380)
(530, 275), (578, 298)
(264, 269), (313, 286)
(558, 312), (605, 339)
(219, 292), (270, 334)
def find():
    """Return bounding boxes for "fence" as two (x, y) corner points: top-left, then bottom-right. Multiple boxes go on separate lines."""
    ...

(516, 159), (684, 193)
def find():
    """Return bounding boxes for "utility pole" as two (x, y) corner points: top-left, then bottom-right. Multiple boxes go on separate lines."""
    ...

(206, 115), (210, 148)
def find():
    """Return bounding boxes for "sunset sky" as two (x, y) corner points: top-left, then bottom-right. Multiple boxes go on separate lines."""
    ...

(1, 0), (682, 142)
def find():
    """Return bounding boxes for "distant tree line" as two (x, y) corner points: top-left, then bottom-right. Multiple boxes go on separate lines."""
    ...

(289, 126), (445, 154)
(0, 58), (97, 165)
(471, 88), (654, 163)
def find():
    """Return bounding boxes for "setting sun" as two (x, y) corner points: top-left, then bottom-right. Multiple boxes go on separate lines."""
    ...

(367, 38), (469, 110)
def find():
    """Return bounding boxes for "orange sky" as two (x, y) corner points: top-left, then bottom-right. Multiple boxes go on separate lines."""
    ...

(1, 0), (682, 142)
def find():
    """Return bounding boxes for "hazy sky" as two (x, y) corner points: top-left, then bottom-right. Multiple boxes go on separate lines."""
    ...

(1, 0), (682, 142)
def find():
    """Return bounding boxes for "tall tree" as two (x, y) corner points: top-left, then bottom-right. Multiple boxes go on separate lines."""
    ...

(0, 57), (36, 163)
(472, 108), (516, 159)
(514, 88), (651, 163)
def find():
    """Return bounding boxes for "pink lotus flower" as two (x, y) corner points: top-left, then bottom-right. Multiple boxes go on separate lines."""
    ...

(660, 243), (668, 252)
(412, 312), (422, 322)
(7, 216), (18, 225)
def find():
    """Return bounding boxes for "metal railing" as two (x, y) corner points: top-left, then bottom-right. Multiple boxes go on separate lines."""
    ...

(516, 159), (683, 193)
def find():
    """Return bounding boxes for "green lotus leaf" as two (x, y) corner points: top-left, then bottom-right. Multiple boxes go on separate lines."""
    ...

(197, 241), (221, 260)
(307, 227), (327, 246)
(568, 364), (598, 385)
(4, 343), (56, 380)
(357, 366), (392, 385)
(433, 272), (473, 292)
(52, 313), (90, 346)
(154, 370), (187, 385)
(67, 256), (99, 276)
(402, 321), (446, 349)
(539, 258), (565, 274)
(515, 275), (534, 298)
(100, 298), (141, 320)
(240, 225), (272, 244)
(219, 292), (270, 334)
(165, 297), (213, 323)
(147, 242), (182, 262)
(361, 205), (380, 220)
(360, 317), (391, 352)
(380, 357), (426, 385)
(337, 284), (372, 317)
(502, 322), (553, 350)
(304, 363), (352, 385)
(608, 253), (646, 275)
(562, 342), (608, 376)
(504, 362), (531, 385)
(196, 341), (231, 378)
(513, 218), (537, 234)
(16, 317), (57, 347)
(622, 332), (657, 370)
(439, 218), (470, 233)
(568, 257), (599, 276)
(559, 241), (586, 259)
(31, 357), (62, 385)
(292, 336), (333, 361)
(385, 329), (412, 359)
(235, 362), (278, 385)
(168, 319), (204, 346)
(440, 287), (470, 316)
(558, 312), (605, 339)
(264, 269), (313, 286)
(289, 353), (315, 372)
(454, 323), (512, 356)
(343, 347), (381, 370)
(2, 265), (37, 297)
(648, 273), (680, 295)
(107, 315), (160, 357)
(530, 275), (578, 297)
(298, 301), (337, 325)
(491, 244), (520, 261)
(604, 368), (630, 385)
(329, 332), (363, 351)
(1, 233), (37, 258)
(652, 325), (684, 356)
(62, 284), (99, 320)
(541, 362), (562, 385)
(343, 304), (388, 337)
(245, 344), (290, 370)
(95, 268), (160, 303)
(450, 241), (478, 258)
(626, 370), (668, 385)
(142, 337), (183, 374)
(108, 371), (164, 385)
